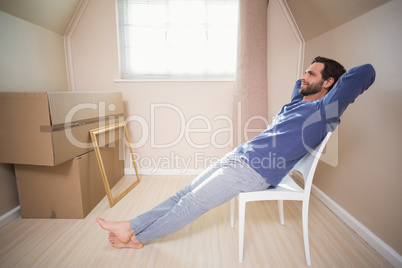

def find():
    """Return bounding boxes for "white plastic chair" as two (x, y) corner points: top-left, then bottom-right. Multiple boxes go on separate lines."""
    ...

(230, 132), (332, 266)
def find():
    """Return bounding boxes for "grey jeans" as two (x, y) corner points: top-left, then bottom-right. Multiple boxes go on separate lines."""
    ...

(130, 152), (270, 243)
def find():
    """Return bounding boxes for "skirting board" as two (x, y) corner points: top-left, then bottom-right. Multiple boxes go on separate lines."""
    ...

(311, 185), (402, 268)
(0, 206), (20, 229)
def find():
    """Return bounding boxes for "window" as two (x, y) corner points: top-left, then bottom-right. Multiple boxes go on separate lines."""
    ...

(116, 0), (238, 80)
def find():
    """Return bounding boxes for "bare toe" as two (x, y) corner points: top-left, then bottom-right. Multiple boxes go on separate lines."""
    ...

(108, 232), (144, 249)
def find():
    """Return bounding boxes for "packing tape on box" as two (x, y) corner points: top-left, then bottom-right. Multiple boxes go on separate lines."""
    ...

(40, 113), (125, 132)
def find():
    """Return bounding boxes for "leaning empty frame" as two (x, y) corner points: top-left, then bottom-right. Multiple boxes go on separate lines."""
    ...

(90, 121), (140, 207)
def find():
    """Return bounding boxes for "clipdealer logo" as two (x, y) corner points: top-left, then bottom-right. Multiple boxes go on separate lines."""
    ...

(64, 102), (269, 150)
(64, 101), (338, 172)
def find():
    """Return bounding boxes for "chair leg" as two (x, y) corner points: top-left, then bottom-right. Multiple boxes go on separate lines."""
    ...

(278, 200), (284, 225)
(302, 204), (311, 266)
(230, 198), (235, 228)
(238, 199), (246, 263)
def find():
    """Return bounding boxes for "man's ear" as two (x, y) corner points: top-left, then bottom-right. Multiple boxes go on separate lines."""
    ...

(324, 77), (335, 89)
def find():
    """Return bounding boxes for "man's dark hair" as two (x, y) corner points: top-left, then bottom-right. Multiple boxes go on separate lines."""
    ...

(311, 56), (346, 90)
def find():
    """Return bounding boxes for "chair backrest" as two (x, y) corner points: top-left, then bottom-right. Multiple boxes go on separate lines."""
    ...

(292, 132), (332, 196)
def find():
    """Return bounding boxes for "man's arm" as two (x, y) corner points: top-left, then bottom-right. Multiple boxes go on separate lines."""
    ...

(291, 79), (303, 102)
(322, 64), (376, 117)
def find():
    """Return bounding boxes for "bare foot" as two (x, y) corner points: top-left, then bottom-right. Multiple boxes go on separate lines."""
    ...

(96, 217), (133, 243)
(108, 232), (144, 249)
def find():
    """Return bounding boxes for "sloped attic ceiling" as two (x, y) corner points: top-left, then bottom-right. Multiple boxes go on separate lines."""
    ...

(0, 0), (81, 35)
(286, 0), (390, 41)
(0, 0), (391, 39)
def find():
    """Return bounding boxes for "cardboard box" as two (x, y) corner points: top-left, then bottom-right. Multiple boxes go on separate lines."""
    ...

(14, 147), (124, 219)
(0, 92), (124, 166)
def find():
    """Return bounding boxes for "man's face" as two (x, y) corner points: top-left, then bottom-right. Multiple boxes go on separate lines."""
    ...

(299, 62), (325, 97)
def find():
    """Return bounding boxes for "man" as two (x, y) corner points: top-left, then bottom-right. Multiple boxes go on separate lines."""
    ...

(97, 57), (376, 249)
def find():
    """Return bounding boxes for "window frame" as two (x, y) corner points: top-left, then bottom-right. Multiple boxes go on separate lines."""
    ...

(116, 0), (238, 81)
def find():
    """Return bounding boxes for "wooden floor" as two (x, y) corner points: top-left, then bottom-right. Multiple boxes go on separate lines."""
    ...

(0, 175), (392, 268)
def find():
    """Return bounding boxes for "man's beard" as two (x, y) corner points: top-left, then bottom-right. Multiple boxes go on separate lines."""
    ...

(299, 80), (324, 96)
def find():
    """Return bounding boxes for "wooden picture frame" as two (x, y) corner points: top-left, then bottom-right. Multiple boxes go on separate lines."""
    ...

(90, 121), (140, 207)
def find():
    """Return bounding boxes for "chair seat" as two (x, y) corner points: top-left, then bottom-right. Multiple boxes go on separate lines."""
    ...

(238, 174), (304, 202)
(276, 173), (304, 192)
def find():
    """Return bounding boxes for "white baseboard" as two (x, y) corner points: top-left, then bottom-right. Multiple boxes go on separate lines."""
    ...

(125, 168), (203, 176)
(312, 185), (402, 268)
(0, 206), (20, 229)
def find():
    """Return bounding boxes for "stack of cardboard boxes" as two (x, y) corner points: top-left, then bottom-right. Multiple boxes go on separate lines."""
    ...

(0, 92), (125, 219)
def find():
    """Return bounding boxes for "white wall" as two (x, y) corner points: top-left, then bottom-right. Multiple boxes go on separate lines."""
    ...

(267, 0), (300, 121)
(0, 11), (68, 92)
(69, 0), (235, 173)
(267, 0), (402, 263)
(305, 0), (402, 256)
